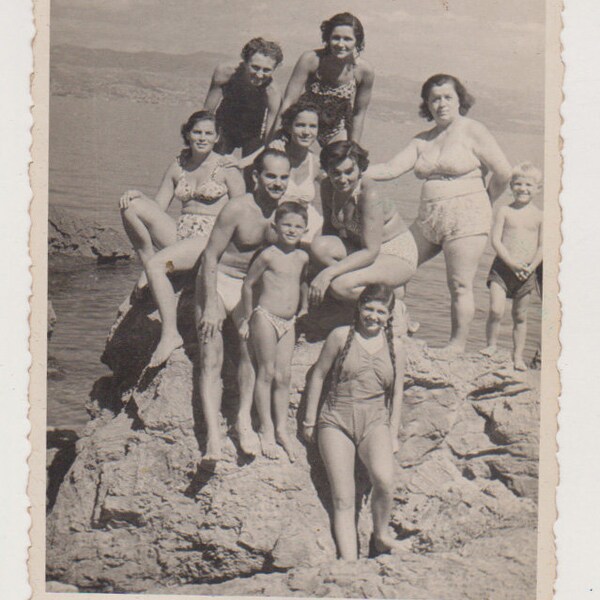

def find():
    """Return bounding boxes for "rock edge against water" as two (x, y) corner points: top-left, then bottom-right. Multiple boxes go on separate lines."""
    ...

(46, 283), (540, 599)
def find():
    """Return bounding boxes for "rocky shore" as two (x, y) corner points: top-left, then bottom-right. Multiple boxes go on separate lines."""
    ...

(46, 280), (540, 598)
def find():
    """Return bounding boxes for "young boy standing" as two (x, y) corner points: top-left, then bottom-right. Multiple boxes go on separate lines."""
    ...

(481, 163), (543, 371)
(239, 202), (309, 461)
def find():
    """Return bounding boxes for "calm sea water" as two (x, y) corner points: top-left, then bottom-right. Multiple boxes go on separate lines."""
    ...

(47, 96), (542, 431)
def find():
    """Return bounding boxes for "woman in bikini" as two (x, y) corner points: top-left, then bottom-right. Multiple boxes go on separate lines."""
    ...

(309, 141), (418, 332)
(119, 110), (245, 367)
(204, 37), (283, 158)
(273, 12), (374, 146)
(367, 74), (512, 357)
(303, 284), (406, 560)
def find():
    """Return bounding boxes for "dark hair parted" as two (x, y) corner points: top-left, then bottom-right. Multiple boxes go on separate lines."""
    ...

(252, 148), (290, 174)
(327, 284), (397, 411)
(275, 201), (309, 225)
(180, 110), (219, 147)
(241, 37), (284, 66)
(280, 101), (321, 136)
(320, 140), (369, 173)
(419, 74), (475, 121)
(321, 12), (365, 53)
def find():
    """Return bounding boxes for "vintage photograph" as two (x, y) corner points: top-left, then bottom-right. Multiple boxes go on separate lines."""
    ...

(31, 0), (560, 597)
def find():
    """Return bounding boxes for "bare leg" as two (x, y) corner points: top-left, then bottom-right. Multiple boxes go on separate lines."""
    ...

(358, 424), (403, 553)
(512, 293), (531, 370)
(196, 296), (227, 461)
(481, 281), (506, 356)
(318, 427), (358, 560)
(434, 234), (488, 357)
(147, 235), (210, 367)
(273, 327), (297, 462)
(120, 197), (177, 288)
(233, 305), (259, 455)
(409, 221), (442, 266)
(249, 311), (279, 459)
(309, 235), (348, 269)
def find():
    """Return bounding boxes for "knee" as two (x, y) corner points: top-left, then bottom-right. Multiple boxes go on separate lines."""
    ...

(122, 196), (143, 218)
(329, 277), (351, 300)
(370, 469), (395, 496)
(512, 305), (528, 325)
(199, 344), (222, 375)
(146, 253), (167, 276)
(331, 493), (355, 512)
(447, 274), (473, 297)
(489, 304), (504, 321)
(274, 366), (291, 388)
(257, 363), (276, 384)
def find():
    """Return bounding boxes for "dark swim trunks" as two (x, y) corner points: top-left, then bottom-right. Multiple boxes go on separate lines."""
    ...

(487, 256), (536, 300)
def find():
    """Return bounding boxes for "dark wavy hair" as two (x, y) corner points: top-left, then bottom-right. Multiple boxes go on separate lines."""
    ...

(320, 140), (369, 173)
(241, 37), (284, 66)
(321, 12), (365, 53)
(274, 201), (309, 225)
(252, 148), (290, 174)
(280, 101), (321, 137)
(327, 284), (397, 409)
(180, 110), (219, 147)
(419, 74), (475, 121)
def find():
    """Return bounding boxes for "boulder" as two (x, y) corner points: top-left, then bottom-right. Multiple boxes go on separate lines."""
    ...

(46, 291), (540, 598)
(48, 205), (132, 263)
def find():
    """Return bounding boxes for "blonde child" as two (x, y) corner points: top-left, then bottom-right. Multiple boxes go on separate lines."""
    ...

(481, 162), (543, 370)
(239, 202), (309, 461)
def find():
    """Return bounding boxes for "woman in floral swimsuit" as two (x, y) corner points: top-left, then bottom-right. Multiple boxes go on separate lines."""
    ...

(119, 110), (245, 367)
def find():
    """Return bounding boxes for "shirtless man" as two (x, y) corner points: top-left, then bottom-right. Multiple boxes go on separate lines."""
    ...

(481, 162), (544, 370)
(195, 149), (291, 460)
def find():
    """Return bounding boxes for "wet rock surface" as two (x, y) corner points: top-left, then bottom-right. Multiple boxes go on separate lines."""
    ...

(46, 290), (540, 598)
(48, 205), (132, 263)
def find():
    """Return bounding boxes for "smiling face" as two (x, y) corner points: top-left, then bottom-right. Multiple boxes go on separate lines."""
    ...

(187, 118), (219, 154)
(510, 176), (541, 205)
(243, 52), (277, 86)
(358, 299), (391, 335)
(290, 110), (319, 148)
(274, 212), (308, 246)
(427, 82), (461, 125)
(328, 157), (361, 193)
(254, 155), (290, 201)
(327, 25), (357, 59)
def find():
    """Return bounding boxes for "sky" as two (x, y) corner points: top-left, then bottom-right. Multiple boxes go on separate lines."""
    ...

(51, 0), (545, 94)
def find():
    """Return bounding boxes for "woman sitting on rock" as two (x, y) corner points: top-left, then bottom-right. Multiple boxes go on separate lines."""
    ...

(119, 110), (245, 367)
(303, 284), (406, 560)
(309, 141), (418, 331)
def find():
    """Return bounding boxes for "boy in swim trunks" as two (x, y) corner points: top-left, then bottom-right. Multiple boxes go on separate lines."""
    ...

(481, 162), (543, 371)
(238, 202), (309, 462)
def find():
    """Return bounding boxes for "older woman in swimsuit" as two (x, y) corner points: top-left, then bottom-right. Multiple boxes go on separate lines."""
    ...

(204, 37), (283, 158)
(273, 12), (374, 146)
(119, 110), (245, 367)
(309, 141), (418, 329)
(367, 74), (512, 357)
(303, 284), (406, 559)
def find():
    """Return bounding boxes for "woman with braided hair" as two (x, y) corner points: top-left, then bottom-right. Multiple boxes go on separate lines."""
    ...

(302, 284), (406, 560)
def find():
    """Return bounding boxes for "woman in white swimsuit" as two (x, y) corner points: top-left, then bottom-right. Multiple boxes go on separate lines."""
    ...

(309, 141), (418, 328)
(273, 12), (374, 146)
(119, 110), (245, 367)
(367, 74), (512, 357)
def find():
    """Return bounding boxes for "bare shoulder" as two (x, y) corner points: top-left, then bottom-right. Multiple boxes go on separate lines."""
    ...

(327, 325), (350, 347)
(295, 248), (310, 263)
(464, 117), (493, 140)
(212, 62), (237, 85)
(355, 57), (375, 80)
(221, 193), (254, 218)
(415, 125), (438, 142)
(265, 80), (282, 97)
(298, 49), (320, 68)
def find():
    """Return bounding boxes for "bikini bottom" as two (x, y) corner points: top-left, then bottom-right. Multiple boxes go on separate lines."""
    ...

(380, 230), (419, 273)
(176, 213), (217, 241)
(253, 305), (296, 341)
(318, 397), (389, 447)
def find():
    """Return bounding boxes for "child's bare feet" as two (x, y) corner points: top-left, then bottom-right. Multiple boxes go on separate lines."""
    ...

(236, 418), (259, 456)
(370, 532), (405, 556)
(275, 429), (297, 463)
(480, 345), (498, 357)
(514, 356), (528, 371)
(149, 333), (183, 367)
(259, 431), (279, 459)
(203, 436), (222, 462)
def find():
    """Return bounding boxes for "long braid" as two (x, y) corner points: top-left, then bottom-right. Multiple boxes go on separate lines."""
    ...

(325, 320), (356, 403)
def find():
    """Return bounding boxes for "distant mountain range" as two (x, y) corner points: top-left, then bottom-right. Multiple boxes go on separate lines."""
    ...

(50, 44), (542, 134)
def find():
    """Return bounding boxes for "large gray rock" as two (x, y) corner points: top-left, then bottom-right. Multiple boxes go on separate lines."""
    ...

(48, 205), (132, 262)
(46, 293), (540, 598)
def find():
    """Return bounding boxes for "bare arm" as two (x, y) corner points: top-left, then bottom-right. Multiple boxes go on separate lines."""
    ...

(120, 162), (176, 211)
(365, 138), (419, 181)
(528, 214), (544, 271)
(269, 51), (315, 139)
(298, 256), (310, 316)
(264, 83), (283, 143)
(203, 64), (232, 112)
(471, 121), (512, 202)
(490, 207), (519, 270)
(389, 339), (407, 444)
(303, 328), (344, 430)
(319, 178), (336, 236)
(240, 251), (269, 323)
(351, 63), (375, 143)
(196, 201), (241, 339)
